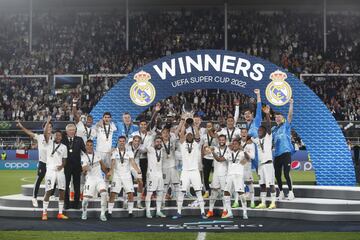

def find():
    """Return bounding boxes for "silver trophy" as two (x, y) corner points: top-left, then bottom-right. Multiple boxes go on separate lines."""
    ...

(182, 102), (194, 126)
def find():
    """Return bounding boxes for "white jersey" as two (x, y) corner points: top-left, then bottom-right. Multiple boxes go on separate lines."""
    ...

(213, 146), (229, 176)
(161, 133), (177, 169)
(81, 151), (103, 180)
(252, 133), (273, 164)
(185, 126), (206, 136)
(33, 133), (53, 163)
(111, 148), (134, 178)
(180, 141), (201, 171)
(131, 130), (155, 159)
(225, 149), (246, 175)
(201, 132), (218, 160)
(146, 146), (164, 177)
(95, 122), (117, 153)
(76, 121), (96, 144)
(240, 139), (256, 160)
(126, 144), (142, 165)
(219, 127), (241, 145)
(45, 142), (67, 171)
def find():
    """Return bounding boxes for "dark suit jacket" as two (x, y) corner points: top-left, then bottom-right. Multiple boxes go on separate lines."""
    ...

(61, 136), (86, 170)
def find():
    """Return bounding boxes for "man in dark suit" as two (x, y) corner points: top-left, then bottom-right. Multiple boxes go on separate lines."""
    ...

(62, 123), (86, 209)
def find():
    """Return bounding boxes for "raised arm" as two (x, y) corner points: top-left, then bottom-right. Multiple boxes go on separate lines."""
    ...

(148, 103), (161, 131)
(72, 97), (81, 124)
(16, 120), (35, 139)
(179, 123), (186, 144)
(263, 105), (272, 135)
(287, 98), (294, 124)
(234, 99), (240, 124)
(254, 89), (262, 126)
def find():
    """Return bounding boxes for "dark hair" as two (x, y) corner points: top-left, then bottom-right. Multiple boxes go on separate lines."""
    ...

(118, 136), (126, 140)
(259, 125), (267, 132)
(243, 109), (253, 114)
(232, 138), (240, 144)
(139, 118), (147, 124)
(87, 115), (93, 119)
(154, 135), (162, 141)
(103, 112), (112, 117)
(132, 135), (141, 141)
(218, 134), (226, 139)
(123, 112), (130, 116)
(86, 139), (94, 144)
(226, 115), (234, 120)
(240, 128), (248, 132)
(55, 129), (62, 134)
(274, 112), (283, 116)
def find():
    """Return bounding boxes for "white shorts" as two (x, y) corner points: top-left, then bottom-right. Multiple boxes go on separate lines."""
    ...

(224, 174), (244, 193)
(211, 174), (226, 191)
(111, 175), (134, 193)
(98, 152), (112, 169)
(243, 162), (253, 182)
(147, 174), (164, 192)
(163, 167), (180, 185)
(180, 170), (202, 192)
(45, 170), (66, 191)
(83, 178), (107, 197)
(258, 162), (275, 188)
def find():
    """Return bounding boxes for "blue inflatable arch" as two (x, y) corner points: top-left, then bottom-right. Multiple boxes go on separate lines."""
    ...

(91, 50), (355, 186)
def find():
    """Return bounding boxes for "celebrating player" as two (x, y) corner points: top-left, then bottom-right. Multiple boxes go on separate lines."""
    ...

(117, 112), (139, 140)
(108, 136), (141, 217)
(252, 106), (277, 209)
(42, 129), (68, 220)
(222, 139), (251, 219)
(127, 135), (145, 209)
(206, 134), (228, 218)
(173, 119), (206, 219)
(160, 128), (180, 207)
(81, 140), (109, 221)
(142, 136), (167, 218)
(272, 98), (295, 200)
(16, 116), (52, 208)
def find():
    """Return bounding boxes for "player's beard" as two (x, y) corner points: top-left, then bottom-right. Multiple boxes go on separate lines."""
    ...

(155, 145), (162, 150)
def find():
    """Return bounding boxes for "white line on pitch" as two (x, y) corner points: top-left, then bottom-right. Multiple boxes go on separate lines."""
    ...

(196, 232), (206, 240)
(21, 177), (34, 183)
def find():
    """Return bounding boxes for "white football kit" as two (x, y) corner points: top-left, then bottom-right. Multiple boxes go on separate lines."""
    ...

(45, 141), (67, 191)
(95, 122), (117, 168)
(81, 151), (107, 197)
(218, 127), (241, 145)
(146, 146), (164, 192)
(252, 133), (275, 187)
(240, 140), (256, 182)
(162, 134), (180, 185)
(179, 141), (203, 192)
(224, 149), (246, 193)
(211, 146), (229, 191)
(110, 148), (134, 193)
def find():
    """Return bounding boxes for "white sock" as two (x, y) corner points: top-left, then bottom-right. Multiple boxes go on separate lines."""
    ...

(234, 192), (239, 204)
(260, 191), (266, 205)
(177, 191), (185, 215)
(271, 192), (276, 204)
(58, 200), (64, 214)
(43, 201), (49, 214)
(195, 191), (205, 214)
(128, 201), (134, 214)
(162, 185), (169, 205)
(100, 192), (107, 215)
(108, 202), (114, 214)
(224, 195), (232, 215)
(145, 192), (152, 214)
(239, 194), (247, 211)
(137, 192), (142, 205)
(173, 184), (180, 199)
(249, 183), (255, 205)
(82, 198), (89, 212)
(209, 189), (218, 212)
(156, 191), (163, 213)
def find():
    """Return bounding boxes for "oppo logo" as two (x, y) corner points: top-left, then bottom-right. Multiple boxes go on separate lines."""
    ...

(4, 162), (30, 169)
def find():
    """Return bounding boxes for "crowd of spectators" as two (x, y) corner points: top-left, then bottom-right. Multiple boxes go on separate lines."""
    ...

(0, 9), (359, 122)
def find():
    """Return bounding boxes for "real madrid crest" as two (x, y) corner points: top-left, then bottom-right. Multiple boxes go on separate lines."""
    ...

(265, 70), (292, 106)
(129, 70), (156, 106)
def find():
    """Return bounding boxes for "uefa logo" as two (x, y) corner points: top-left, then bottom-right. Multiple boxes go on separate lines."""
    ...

(129, 70), (156, 106)
(266, 70), (292, 106)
